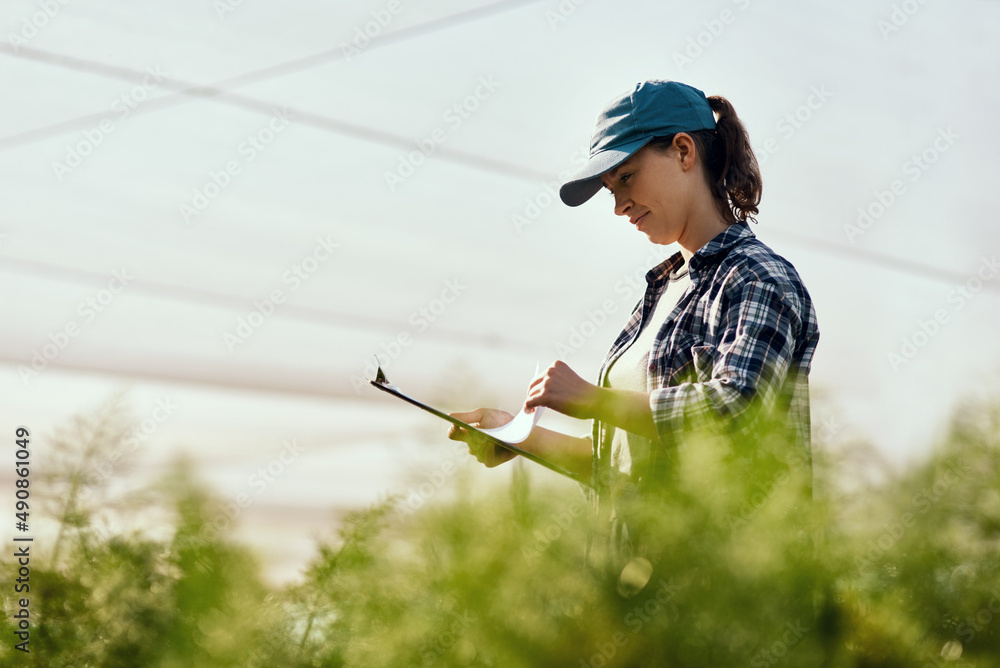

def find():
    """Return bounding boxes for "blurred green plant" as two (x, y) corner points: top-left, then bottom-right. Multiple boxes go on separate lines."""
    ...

(1, 395), (999, 666)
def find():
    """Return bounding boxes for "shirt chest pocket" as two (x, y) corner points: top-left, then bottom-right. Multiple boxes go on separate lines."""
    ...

(662, 332), (718, 386)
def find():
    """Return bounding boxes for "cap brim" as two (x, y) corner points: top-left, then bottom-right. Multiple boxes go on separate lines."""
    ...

(559, 137), (653, 207)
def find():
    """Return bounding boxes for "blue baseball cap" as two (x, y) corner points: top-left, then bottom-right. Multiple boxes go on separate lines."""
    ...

(559, 80), (717, 207)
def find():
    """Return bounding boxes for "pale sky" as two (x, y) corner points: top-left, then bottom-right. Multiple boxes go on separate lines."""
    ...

(1, 0), (998, 582)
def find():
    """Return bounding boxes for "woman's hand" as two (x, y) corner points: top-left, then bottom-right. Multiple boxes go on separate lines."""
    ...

(524, 361), (602, 420)
(447, 408), (518, 467)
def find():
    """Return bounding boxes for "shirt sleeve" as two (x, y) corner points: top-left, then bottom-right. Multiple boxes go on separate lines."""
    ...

(648, 280), (802, 443)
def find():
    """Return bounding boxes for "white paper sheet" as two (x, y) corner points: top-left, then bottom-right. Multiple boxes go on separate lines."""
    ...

(476, 363), (545, 444)
(477, 405), (545, 444)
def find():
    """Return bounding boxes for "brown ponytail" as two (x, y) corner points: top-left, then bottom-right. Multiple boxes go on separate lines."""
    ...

(649, 95), (763, 224)
(702, 95), (762, 223)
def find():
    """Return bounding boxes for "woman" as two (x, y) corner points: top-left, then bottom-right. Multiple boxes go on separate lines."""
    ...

(448, 80), (819, 565)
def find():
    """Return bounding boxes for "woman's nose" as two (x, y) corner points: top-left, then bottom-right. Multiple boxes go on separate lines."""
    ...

(614, 192), (631, 217)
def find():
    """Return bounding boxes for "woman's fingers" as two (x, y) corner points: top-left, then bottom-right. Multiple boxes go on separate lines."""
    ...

(524, 362), (555, 411)
(446, 420), (485, 461)
(524, 389), (542, 412)
(524, 361), (565, 409)
(447, 409), (485, 443)
(522, 360), (598, 419)
(445, 408), (518, 467)
(449, 408), (485, 424)
(446, 410), (471, 444)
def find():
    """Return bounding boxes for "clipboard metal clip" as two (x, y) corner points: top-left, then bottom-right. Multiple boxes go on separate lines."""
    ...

(367, 355), (400, 391)
(364, 356), (589, 487)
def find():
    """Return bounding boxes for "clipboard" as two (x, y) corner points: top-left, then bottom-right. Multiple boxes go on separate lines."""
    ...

(368, 362), (589, 486)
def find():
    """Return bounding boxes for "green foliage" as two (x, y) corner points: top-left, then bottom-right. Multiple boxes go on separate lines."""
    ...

(0, 400), (289, 668)
(2, 397), (1000, 666)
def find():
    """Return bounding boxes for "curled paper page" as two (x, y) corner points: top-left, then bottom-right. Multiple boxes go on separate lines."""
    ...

(477, 405), (545, 444)
(477, 363), (545, 444)
(368, 360), (586, 485)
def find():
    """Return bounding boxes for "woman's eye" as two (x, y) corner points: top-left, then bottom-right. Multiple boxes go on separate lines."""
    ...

(620, 173), (632, 184)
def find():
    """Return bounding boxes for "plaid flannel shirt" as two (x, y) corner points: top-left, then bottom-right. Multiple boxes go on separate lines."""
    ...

(591, 222), (820, 491)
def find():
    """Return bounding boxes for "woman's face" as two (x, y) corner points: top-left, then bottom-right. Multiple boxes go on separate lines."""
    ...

(600, 136), (697, 246)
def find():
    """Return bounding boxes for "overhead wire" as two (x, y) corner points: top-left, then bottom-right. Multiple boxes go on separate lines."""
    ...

(0, 0), (996, 401)
(0, 0), (549, 181)
(0, 38), (992, 290)
(0, 0), (567, 394)
(0, 255), (548, 353)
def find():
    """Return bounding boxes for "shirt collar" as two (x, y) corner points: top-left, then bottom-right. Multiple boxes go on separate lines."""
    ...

(687, 222), (755, 275)
(645, 252), (686, 287)
(645, 223), (755, 287)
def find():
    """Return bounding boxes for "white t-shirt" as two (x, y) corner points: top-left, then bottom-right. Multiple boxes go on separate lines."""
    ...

(603, 255), (692, 477)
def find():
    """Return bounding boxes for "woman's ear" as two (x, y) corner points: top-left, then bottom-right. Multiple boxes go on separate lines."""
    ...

(673, 132), (696, 171)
